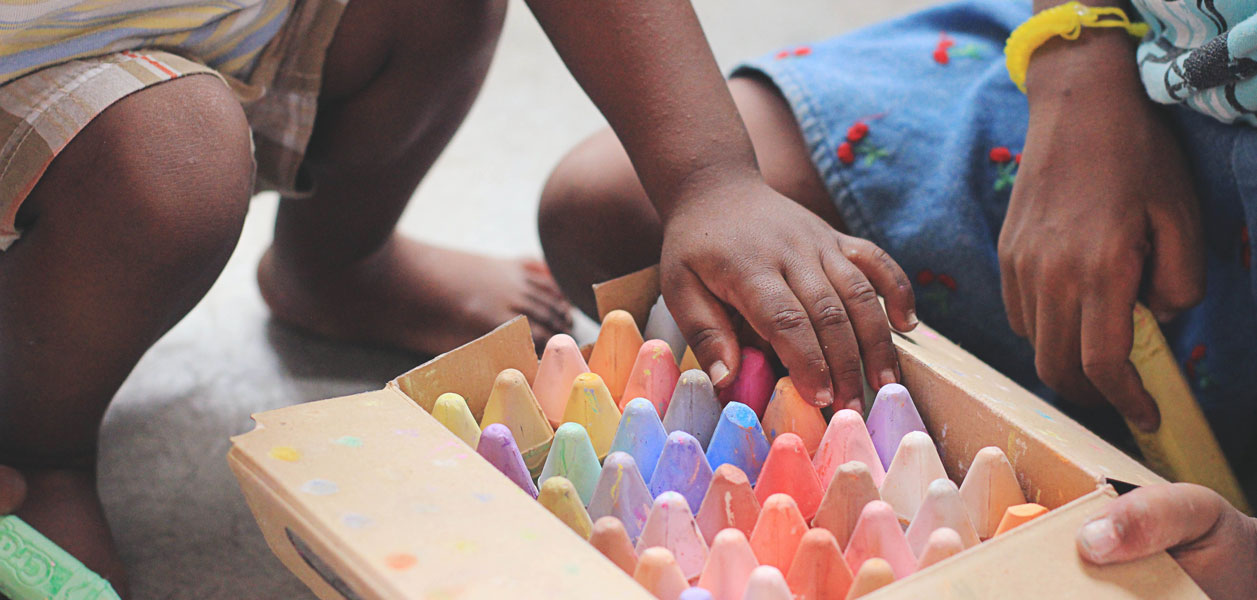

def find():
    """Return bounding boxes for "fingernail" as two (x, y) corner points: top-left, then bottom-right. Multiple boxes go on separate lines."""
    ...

(906, 310), (919, 328)
(814, 389), (834, 408)
(880, 369), (897, 387)
(709, 361), (731, 386)
(1078, 518), (1120, 560)
(846, 397), (864, 413)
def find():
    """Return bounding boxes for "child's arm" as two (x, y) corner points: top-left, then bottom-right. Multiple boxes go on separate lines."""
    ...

(999, 0), (1204, 431)
(525, 0), (916, 409)
(1077, 483), (1257, 600)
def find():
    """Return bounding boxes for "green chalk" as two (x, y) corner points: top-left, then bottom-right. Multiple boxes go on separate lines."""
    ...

(0, 516), (119, 600)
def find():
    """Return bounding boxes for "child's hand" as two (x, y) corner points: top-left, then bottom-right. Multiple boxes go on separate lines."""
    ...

(0, 465), (26, 514)
(1078, 483), (1257, 600)
(999, 29), (1204, 431)
(659, 178), (916, 411)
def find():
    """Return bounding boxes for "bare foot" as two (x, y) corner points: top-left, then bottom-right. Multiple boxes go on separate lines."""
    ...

(258, 235), (573, 354)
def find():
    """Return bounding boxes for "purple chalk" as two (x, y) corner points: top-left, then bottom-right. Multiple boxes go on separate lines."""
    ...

(865, 383), (928, 470)
(477, 424), (539, 498)
(649, 431), (714, 512)
(588, 452), (656, 544)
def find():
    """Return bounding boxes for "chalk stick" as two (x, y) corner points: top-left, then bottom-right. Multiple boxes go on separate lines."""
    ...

(761, 377), (826, 456)
(609, 398), (669, 483)
(663, 370), (721, 449)
(562, 372), (623, 460)
(588, 452), (655, 544)
(479, 368), (555, 476)
(748, 494), (808, 573)
(636, 491), (709, 582)
(540, 423), (602, 506)
(717, 348), (775, 418)
(538, 476), (594, 540)
(740, 565), (792, 600)
(533, 334), (591, 428)
(993, 503), (1048, 536)
(432, 392), (481, 448)
(844, 558), (894, 600)
(753, 433), (823, 521)
(645, 296), (688, 365)
(590, 516), (638, 576)
(785, 528), (853, 600)
(916, 527), (964, 570)
(958, 446), (1026, 539)
(904, 479), (980, 556)
(680, 346), (702, 374)
(697, 529), (759, 600)
(589, 310), (645, 401)
(476, 424), (538, 498)
(0, 516), (120, 600)
(622, 340), (682, 416)
(635, 547), (690, 600)
(879, 431), (947, 525)
(865, 383), (927, 471)
(813, 409), (886, 488)
(813, 461), (882, 550)
(706, 402), (771, 486)
(842, 500), (916, 580)
(650, 431), (713, 512)
(695, 464), (761, 545)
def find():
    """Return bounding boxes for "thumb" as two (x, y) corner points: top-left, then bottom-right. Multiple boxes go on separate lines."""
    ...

(0, 466), (27, 514)
(662, 268), (741, 389)
(1076, 483), (1226, 564)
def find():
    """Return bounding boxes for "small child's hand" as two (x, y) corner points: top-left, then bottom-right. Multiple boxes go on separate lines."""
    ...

(659, 179), (916, 410)
(0, 465), (26, 514)
(1078, 483), (1257, 600)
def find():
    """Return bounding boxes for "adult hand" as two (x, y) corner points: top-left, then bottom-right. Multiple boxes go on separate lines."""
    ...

(1000, 30), (1204, 431)
(1078, 483), (1257, 600)
(660, 176), (916, 411)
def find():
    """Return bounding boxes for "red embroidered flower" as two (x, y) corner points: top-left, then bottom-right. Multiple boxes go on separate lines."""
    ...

(917, 269), (936, 285)
(990, 147), (1013, 163)
(938, 32), (956, 49)
(837, 142), (855, 165)
(933, 48), (950, 64)
(794, 46), (812, 57)
(775, 50), (790, 60)
(937, 274), (957, 291)
(846, 122), (869, 143)
(1014, 152), (1023, 165)
(1190, 344), (1206, 362)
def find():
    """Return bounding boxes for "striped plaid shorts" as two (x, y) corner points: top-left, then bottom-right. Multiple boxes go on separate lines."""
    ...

(0, 0), (347, 251)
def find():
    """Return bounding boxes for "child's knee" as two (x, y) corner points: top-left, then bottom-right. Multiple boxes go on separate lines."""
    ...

(538, 129), (649, 252)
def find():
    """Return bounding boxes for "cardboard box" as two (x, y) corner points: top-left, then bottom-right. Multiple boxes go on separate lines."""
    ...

(228, 266), (1207, 599)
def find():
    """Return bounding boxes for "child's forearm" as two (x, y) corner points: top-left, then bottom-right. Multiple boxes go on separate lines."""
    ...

(523, 0), (761, 221)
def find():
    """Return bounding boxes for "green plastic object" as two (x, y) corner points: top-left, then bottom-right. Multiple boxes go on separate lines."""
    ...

(0, 516), (119, 600)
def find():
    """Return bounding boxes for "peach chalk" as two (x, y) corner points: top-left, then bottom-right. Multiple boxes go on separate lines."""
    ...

(697, 529), (759, 600)
(786, 528), (854, 600)
(538, 476), (593, 540)
(844, 558), (894, 600)
(717, 347), (775, 418)
(813, 461), (882, 550)
(636, 491), (709, 581)
(813, 409), (886, 488)
(753, 433), (824, 521)
(591, 516), (639, 575)
(903, 479), (980, 556)
(748, 493), (809, 573)
(994, 503), (1048, 536)
(622, 340), (682, 415)
(479, 368), (554, 476)
(589, 310), (645, 401)
(635, 547), (690, 600)
(740, 566), (792, 600)
(878, 431), (948, 524)
(959, 446), (1027, 539)
(432, 392), (481, 449)
(843, 501), (916, 580)
(761, 377), (826, 456)
(533, 334), (591, 427)
(915, 527), (963, 570)
(695, 464), (761, 545)
(562, 372), (623, 460)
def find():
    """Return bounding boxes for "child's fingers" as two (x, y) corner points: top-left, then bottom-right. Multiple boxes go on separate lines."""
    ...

(1032, 286), (1104, 407)
(1144, 201), (1205, 321)
(1079, 273), (1160, 432)
(999, 248), (1029, 339)
(783, 263), (859, 408)
(1077, 484), (1227, 565)
(836, 235), (917, 331)
(821, 252), (898, 392)
(0, 466), (26, 514)
(732, 270), (835, 408)
(662, 267), (742, 388)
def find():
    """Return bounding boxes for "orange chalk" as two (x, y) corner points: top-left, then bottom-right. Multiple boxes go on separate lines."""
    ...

(844, 558), (894, 600)
(561, 372), (623, 459)
(754, 433), (824, 521)
(916, 527), (964, 570)
(761, 377), (827, 456)
(843, 501), (916, 580)
(903, 479), (980, 556)
(533, 334), (590, 427)
(813, 409), (886, 488)
(813, 461), (881, 550)
(786, 528), (853, 600)
(634, 547), (690, 600)
(479, 368), (554, 476)
(695, 464), (761, 545)
(697, 528), (759, 600)
(589, 310), (645, 401)
(622, 340), (682, 415)
(591, 516), (638, 575)
(878, 431), (948, 525)
(958, 446), (1027, 539)
(680, 346), (701, 373)
(749, 493), (809, 573)
(993, 503), (1048, 536)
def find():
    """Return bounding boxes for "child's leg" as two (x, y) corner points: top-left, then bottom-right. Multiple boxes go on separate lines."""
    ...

(0, 74), (254, 589)
(258, 0), (572, 352)
(538, 75), (841, 316)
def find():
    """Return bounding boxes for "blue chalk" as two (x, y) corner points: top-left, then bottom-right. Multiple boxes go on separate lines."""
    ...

(608, 398), (669, 482)
(705, 402), (771, 485)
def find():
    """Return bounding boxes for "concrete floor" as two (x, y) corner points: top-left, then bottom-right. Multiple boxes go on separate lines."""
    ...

(97, 1), (936, 597)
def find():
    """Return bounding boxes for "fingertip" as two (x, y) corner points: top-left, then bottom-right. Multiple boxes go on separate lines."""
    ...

(709, 360), (732, 387)
(813, 387), (834, 408)
(1077, 517), (1122, 564)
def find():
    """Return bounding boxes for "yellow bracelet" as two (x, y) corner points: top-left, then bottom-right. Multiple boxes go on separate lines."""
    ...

(1005, 1), (1149, 93)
